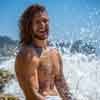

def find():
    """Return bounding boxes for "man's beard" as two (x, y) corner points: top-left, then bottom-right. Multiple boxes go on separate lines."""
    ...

(33, 33), (48, 40)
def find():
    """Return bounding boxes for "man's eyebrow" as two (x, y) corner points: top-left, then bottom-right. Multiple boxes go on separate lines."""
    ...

(39, 17), (49, 21)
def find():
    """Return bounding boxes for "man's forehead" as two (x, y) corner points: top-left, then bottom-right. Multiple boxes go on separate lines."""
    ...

(33, 11), (48, 19)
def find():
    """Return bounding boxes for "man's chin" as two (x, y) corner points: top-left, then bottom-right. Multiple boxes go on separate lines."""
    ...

(40, 36), (48, 40)
(34, 34), (48, 40)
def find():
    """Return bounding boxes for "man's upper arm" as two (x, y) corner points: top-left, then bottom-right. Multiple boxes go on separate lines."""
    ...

(15, 47), (45, 100)
(52, 49), (72, 100)
(15, 47), (39, 89)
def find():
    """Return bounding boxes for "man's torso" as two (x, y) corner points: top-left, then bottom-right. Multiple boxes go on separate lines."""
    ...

(15, 46), (60, 99)
(38, 47), (58, 96)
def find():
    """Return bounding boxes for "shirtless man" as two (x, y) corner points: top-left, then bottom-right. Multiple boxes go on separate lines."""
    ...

(15, 4), (72, 100)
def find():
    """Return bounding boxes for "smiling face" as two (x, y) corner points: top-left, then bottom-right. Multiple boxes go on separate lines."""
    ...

(32, 11), (49, 40)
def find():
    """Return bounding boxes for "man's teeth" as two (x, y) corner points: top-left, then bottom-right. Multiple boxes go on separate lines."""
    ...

(40, 31), (46, 33)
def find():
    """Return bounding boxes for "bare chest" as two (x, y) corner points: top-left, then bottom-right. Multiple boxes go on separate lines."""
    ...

(38, 50), (54, 80)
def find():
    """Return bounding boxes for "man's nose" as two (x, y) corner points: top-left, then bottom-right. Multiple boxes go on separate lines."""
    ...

(40, 22), (46, 28)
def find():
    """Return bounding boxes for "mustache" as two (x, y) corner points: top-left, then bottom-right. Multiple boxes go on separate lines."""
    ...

(39, 27), (49, 32)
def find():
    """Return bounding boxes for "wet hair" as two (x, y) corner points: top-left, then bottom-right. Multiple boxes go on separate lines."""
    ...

(19, 4), (47, 46)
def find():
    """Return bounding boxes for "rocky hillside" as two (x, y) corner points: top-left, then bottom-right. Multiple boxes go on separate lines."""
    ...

(0, 36), (18, 57)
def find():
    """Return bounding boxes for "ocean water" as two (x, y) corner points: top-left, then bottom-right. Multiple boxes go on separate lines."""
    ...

(0, 49), (100, 100)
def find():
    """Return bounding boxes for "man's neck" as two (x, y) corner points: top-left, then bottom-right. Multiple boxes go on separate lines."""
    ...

(32, 38), (48, 48)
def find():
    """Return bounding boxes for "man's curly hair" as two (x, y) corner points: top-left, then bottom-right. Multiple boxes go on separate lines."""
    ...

(19, 4), (47, 46)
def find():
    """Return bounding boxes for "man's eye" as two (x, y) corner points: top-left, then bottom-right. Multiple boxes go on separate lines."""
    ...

(43, 19), (48, 23)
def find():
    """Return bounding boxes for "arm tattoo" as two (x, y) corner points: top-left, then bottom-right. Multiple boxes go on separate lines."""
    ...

(55, 75), (72, 100)
(55, 51), (72, 100)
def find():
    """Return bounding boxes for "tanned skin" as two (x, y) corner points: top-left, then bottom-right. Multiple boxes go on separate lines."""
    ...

(15, 47), (71, 100)
(15, 4), (71, 100)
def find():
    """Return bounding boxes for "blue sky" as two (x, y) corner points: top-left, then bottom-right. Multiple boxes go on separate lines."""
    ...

(0, 0), (100, 41)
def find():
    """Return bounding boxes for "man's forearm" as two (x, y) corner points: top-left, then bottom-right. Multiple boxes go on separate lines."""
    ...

(55, 75), (72, 100)
(30, 88), (45, 100)
(26, 79), (45, 100)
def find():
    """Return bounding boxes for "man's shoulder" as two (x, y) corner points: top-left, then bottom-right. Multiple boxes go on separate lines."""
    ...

(16, 46), (35, 60)
(48, 47), (59, 57)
